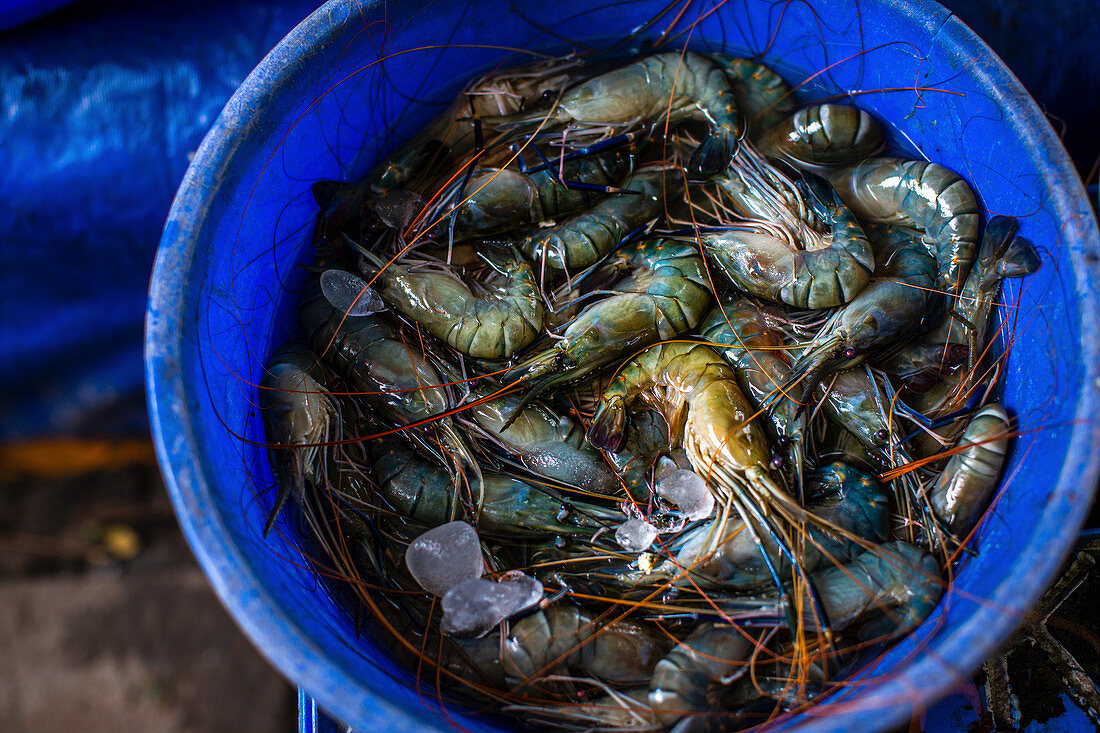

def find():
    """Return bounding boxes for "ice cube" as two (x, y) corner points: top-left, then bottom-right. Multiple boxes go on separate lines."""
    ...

(655, 466), (714, 521)
(440, 572), (544, 637)
(320, 269), (386, 317)
(615, 517), (659, 552)
(405, 521), (484, 596)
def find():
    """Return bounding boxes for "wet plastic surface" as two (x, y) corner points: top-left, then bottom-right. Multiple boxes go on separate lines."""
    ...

(145, 1), (1100, 732)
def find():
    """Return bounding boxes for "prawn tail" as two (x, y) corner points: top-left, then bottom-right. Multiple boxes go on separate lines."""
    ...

(998, 234), (1042, 278)
(264, 449), (305, 536)
(311, 179), (369, 244)
(687, 125), (739, 180)
(588, 395), (626, 452)
(979, 215), (1019, 263)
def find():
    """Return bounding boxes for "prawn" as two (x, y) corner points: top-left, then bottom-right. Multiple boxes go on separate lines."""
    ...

(494, 52), (741, 177)
(670, 462), (890, 592)
(724, 541), (942, 639)
(708, 54), (793, 138)
(587, 341), (832, 633)
(371, 55), (591, 195)
(361, 247), (544, 360)
(785, 221), (938, 395)
(698, 298), (806, 491)
(445, 146), (634, 236)
(364, 436), (620, 536)
(700, 171), (874, 309)
(299, 256), (484, 508)
(758, 103), (884, 167)
(501, 604), (673, 688)
(881, 215), (1041, 392)
(503, 238), (712, 402)
(491, 165), (669, 271)
(259, 341), (338, 535)
(814, 367), (944, 548)
(461, 385), (620, 495)
(823, 157), (981, 297)
(929, 403), (1011, 539)
(648, 623), (755, 727)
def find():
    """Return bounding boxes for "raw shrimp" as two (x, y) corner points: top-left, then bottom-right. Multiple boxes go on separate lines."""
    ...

(501, 604), (673, 687)
(503, 238), (712, 401)
(259, 341), (338, 535)
(372, 56), (591, 194)
(814, 367), (942, 547)
(365, 436), (620, 536)
(699, 298), (806, 490)
(361, 248), (544, 360)
(823, 157), (981, 296)
(881, 215), (1041, 389)
(725, 541), (942, 637)
(929, 403), (1011, 538)
(701, 173), (874, 309)
(709, 54), (793, 137)
(786, 222), (938, 394)
(495, 52), (741, 177)
(299, 259), (483, 503)
(493, 165), (669, 271)
(758, 103), (884, 167)
(671, 462), (890, 591)
(449, 146), (634, 235)
(648, 623), (754, 726)
(462, 386), (620, 495)
(587, 340), (827, 623)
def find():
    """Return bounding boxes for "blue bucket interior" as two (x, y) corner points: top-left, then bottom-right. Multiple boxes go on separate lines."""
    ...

(146, 0), (1100, 730)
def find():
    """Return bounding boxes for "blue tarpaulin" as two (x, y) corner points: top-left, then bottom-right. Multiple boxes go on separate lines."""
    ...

(0, 0), (1097, 438)
(0, 0), (320, 437)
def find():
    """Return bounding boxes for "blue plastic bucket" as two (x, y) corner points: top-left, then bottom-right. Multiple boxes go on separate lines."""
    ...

(146, 1), (1100, 730)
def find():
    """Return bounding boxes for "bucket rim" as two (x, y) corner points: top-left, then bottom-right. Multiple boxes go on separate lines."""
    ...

(145, 0), (1100, 730)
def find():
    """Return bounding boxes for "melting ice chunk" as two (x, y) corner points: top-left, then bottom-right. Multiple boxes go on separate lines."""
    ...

(655, 462), (714, 521)
(440, 571), (544, 637)
(320, 269), (386, 317)
(615, 517), (659, 552)
(405, 521), (484, 596)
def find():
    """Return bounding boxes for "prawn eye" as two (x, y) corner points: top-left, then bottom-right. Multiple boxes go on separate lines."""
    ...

(776, 435), (791, 448)
(843, 347), (857, 359)
(874, 428), (890, 442)
(555, 352), (577, 369)
(770, 456), (785, 470)
(554, 535), (568, 549)
(556, 501), (574, 523)
(541, 89), (556, 101)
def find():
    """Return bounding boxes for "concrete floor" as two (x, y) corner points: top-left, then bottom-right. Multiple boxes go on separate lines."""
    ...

(3, 442), (1097, 732)
(0, 446), (295, 733)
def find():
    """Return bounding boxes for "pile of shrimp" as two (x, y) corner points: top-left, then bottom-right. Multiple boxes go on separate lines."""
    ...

(259, 50), (1041, 731)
